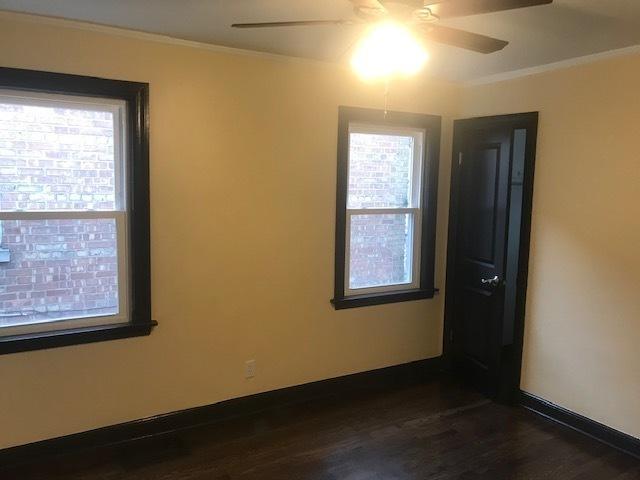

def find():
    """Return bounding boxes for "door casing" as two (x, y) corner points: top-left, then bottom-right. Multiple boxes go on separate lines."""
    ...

(443, 112), (539, 403)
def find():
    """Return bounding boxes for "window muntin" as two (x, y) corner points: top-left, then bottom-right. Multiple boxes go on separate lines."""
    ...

(0, 91), (129, 336)
(344, 123), (425, 296)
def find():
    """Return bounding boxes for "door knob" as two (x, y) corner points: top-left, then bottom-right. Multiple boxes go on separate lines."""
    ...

(481, 275), (500, 287)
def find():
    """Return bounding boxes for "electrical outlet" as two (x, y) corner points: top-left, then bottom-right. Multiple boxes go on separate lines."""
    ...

(245, 359), (256, 378)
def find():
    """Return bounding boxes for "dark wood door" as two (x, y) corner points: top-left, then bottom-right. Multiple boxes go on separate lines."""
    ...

(445, 114), (539, 399)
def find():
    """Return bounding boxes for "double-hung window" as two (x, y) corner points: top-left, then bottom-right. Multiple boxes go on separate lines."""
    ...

(332, 106), (440, 309)
(0, 67), (153, 354)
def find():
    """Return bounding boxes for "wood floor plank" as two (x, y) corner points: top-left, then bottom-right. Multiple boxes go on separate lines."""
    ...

(3, 378), (639, 479)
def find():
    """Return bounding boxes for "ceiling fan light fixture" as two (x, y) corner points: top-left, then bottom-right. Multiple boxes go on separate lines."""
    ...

(351, 22), (428, 81)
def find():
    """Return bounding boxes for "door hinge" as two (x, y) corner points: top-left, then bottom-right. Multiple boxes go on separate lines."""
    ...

(458, 152), (463, 166)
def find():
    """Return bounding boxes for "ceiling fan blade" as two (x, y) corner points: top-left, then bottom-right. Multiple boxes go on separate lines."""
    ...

(348, 0), (387, 11)
(232, 20), (358, 28)
(425, 0), (553, 19)
(422, 25), (508, 53)
(380, 0), (425, 6)
(348, 0), (388, 20)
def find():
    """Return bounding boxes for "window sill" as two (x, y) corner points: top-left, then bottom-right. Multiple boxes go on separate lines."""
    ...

(0, 320), (158, 355)
(331, 288), (438, 310)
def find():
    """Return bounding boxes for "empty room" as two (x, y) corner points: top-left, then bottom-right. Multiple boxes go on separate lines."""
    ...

(0, 0), (638, 478)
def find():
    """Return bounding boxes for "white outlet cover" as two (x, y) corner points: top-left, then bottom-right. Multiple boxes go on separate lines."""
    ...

(245, 360), (256, 378)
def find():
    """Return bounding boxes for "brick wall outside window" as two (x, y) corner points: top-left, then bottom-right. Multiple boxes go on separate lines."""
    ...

(0, 103), (119, 327)
(347, 133), (413, 209)
(347, 133), (415, 289)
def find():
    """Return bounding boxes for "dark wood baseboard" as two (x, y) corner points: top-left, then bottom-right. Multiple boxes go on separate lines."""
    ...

(0, 357), (442, 469)
(520, 391), (640, 460)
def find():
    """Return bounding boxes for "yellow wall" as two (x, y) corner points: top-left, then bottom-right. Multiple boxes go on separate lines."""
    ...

(462, 55), (640, 439)
(0, 13), (459, 449)
(4, 10), (638, 452)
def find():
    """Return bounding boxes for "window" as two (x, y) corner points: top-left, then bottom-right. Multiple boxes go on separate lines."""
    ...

(332, 106), (440, 309)
(0, 67), (153, 354)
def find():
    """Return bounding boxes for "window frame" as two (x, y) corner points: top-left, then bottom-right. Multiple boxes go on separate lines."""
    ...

(0, 67), (154, 354)
(332, 106), (440, 310)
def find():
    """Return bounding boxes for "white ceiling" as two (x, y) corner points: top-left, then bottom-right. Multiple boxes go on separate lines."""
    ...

(1, 0), (640, 82)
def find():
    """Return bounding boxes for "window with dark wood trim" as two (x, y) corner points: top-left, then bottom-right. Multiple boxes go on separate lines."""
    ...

(331, 106), (440, 310)
(0, 67), (154, 354)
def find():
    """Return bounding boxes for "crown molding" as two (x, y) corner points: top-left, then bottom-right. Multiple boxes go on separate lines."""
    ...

(466, 44), (640, 86)
(0, 9), (461, 87)
(0, 9), (333, 68)
(5, 8), (638, 87)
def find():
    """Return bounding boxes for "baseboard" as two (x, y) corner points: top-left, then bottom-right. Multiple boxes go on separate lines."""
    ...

(520, 391), (640, 460)
(0, 357), (442, 469)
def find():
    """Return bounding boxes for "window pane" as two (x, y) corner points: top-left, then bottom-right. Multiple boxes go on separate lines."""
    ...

(0, 101), (117, 211)
(347, 132), (414, 208)
(0, 218), (119, 328)
(349, 213), (413, 289)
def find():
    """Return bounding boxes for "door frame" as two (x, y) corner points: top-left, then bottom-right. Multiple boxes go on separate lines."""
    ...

(443, 112), (539, 403)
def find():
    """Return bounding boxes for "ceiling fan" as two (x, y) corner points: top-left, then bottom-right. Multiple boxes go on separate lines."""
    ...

(232, 0), (553, 55)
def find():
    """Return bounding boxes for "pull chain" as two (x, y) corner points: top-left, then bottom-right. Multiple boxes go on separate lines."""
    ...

(384, 79), (390, 119)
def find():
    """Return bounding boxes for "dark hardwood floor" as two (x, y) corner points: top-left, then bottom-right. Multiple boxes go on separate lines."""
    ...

(3, 377), (639, 479)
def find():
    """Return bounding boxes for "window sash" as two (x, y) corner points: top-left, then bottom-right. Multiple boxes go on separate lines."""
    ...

(347, 123), (425, 209)
(0, 90), (130, 336)
(344, 208), (422, 296)
(0, 90), (128, 213)
(343, 123), (425, 296)
(0, 211), (129, 337)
